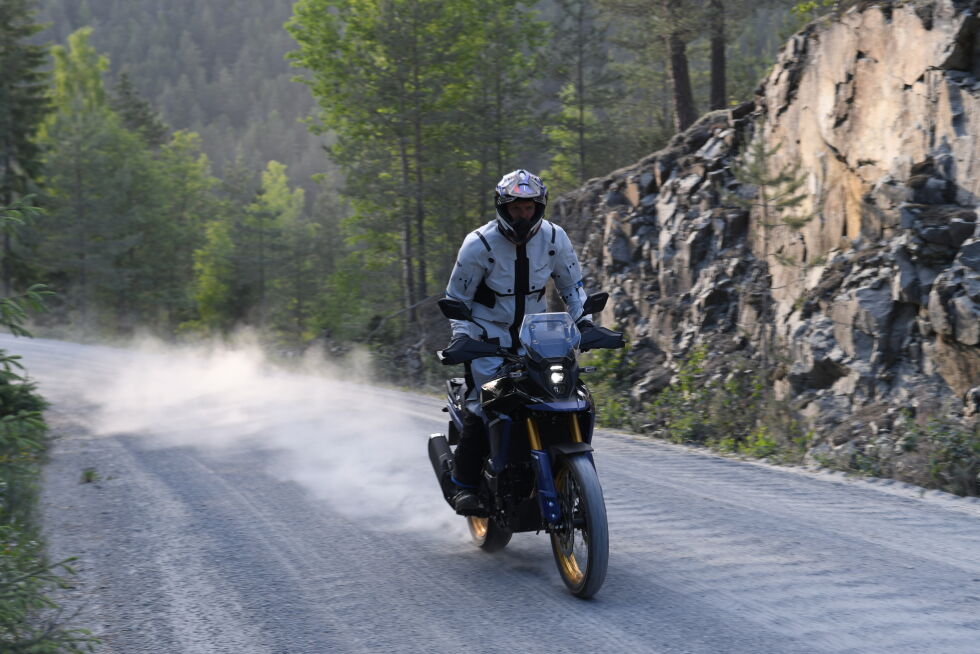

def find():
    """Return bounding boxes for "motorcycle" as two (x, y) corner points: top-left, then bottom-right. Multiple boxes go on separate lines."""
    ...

(427, 292), (625, 598)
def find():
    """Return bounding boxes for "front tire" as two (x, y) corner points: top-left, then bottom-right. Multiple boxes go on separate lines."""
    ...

(467, 516), (512, 552)
(550, 455), (609, 598)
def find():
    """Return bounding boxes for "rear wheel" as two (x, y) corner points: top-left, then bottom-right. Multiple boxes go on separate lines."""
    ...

(467, 516), (512, 552)
(550, 455), (608, 598)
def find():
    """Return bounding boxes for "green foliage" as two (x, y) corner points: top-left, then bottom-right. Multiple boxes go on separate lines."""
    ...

(0, 0), (51, 196)
(729, 134), (813, 232)
(0, 227), (95, 650)
(542, 0), (618, 193)
(0, 526), (98, 653)
(189, 159), (319, 340)
(648, 346), (714, 443)
(289, 0), (543, 322)
(110, 72), (169, 148)
(728, 128), (814, 383)
(645, 345), (810, 461)
(817, 411), (980, 498)
(579, 337), (635, 429)
(0, 0), (52, 294)
(25, 0), (804, 345)
(36, 0), (322, 188)
(34, 29), (221, 333)
(905, 416), (980, 497)
(190, 217), (237, 331)
(0, 286), (51, 340)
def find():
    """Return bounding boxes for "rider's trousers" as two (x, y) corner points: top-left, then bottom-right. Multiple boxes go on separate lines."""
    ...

(453, 356), (503, 487)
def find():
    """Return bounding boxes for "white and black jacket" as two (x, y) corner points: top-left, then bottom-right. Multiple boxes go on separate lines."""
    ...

(445, 219), (589, 349)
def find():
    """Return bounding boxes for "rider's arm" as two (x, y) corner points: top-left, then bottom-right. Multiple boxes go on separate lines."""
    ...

(445, 234), (487, 339)
(551, 225), (591, 323)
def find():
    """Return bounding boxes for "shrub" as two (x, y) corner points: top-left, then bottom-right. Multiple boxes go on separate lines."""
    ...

(905, 416), (980, 497)
(579, 337), (635, 429)
(644, 345), (811, 462)
(0, 277), (97, 650)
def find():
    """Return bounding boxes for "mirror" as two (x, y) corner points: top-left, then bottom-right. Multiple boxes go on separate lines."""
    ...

(438, 298), (473, 321)
(581, 292), (608, 316)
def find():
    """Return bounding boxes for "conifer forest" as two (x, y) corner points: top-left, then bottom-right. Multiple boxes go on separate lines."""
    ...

(5, 0), (815, 345)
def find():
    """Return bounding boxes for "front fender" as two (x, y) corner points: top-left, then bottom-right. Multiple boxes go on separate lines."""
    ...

(549, 442), (594, 466)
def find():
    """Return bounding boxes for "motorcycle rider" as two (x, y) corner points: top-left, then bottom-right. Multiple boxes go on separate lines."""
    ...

(443, 169), (592, 515)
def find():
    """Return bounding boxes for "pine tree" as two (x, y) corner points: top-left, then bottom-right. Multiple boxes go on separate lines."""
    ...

(454, 0), (542, 259)
(248, 160), (304, 330)
(288, 0), (487, 323)
(110, 71), (169, 148)
(544, 0), (617, 191)
(0, 0), (51, 295)
(729, 129), (814, 384)
(37, 28), (213, 332)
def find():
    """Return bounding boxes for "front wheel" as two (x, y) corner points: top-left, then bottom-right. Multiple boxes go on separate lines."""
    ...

(550, 455), (609, 598)
(467, 516), (512, 552)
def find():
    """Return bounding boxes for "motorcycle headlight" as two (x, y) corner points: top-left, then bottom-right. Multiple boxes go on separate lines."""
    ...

(549, 364), (567, 395)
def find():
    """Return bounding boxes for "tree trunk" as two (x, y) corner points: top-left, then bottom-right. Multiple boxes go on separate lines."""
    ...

(576, 0), (587, 181)
(413, 116), (427, 303)
(2, 232), (11, 297)
(710, 0), (726, 111)
(398, 136), (417, 321)
(668, 30), (697, 132)
(1, 155), (11, 296)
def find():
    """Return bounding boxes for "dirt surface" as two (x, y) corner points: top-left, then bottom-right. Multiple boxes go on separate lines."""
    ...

(6, 334), (980, 653)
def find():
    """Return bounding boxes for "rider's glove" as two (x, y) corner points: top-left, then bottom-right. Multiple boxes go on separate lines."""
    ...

(439, 334), (470, 366)
(577, 320), (595, 352)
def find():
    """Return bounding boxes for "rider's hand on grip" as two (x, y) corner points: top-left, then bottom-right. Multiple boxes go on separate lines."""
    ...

(579, 324), (625, 352)
(438, 335), (469, 365)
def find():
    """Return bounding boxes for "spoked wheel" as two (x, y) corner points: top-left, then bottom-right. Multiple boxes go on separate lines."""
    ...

(467, 516), (512, 552)
(550, 455), (609, 598)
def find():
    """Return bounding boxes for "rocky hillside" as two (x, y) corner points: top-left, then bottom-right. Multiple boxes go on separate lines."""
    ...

(556, 0), (980, 485)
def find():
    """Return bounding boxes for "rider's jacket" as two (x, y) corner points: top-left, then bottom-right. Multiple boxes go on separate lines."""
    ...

(446, 219), (589, 350)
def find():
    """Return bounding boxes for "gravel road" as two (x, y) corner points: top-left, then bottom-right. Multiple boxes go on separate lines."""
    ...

(5, 334), (980, 653)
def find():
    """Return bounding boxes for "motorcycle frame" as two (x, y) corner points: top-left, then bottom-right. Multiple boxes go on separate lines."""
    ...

(446, 381), (598, 533)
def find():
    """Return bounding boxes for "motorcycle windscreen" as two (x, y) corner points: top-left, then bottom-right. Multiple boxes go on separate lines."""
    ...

(518, 313), (581, 361)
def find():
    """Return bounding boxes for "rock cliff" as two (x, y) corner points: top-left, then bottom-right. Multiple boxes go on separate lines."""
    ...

(556, 0), (980, 480)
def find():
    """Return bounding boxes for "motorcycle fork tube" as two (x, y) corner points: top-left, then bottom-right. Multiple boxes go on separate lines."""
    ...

(526, 416), (561, 525)
(525, 417), (542, 449)
(569, 413), (583, 443)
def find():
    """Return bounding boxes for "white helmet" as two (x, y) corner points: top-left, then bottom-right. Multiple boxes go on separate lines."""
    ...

(494, 169), (547, 244)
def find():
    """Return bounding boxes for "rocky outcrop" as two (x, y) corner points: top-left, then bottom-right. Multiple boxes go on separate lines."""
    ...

(556, 0), (980, 473)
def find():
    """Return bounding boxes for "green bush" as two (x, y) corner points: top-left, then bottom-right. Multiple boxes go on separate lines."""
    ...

(0, 274), (97, 650)
(904, 416), (980, 497)
(579, 337), (635, 429)
(644, 345), (810, 462)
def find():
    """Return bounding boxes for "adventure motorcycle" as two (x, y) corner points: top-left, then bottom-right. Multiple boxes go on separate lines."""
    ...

(428, 293), (624, 598)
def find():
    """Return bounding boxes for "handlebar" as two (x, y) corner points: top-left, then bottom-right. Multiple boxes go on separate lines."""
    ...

(437, 327), (624, 366)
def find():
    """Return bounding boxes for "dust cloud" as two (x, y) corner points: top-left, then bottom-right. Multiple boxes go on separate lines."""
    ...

(79, 333), (466, 538)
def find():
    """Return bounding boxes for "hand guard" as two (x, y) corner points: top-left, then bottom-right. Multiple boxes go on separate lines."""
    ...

(579, 323), (625, 352)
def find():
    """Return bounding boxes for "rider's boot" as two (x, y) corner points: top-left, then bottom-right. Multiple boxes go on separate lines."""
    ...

(451, 413), (488, 515)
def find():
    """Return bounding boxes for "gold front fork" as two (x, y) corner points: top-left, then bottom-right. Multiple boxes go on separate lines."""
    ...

(525, 417), (543, 450)
(526, 414), (584, 449)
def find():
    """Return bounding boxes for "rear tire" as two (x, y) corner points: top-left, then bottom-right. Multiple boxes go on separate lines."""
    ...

(550, 455), (609, 598)
(467, 516), (512, 552)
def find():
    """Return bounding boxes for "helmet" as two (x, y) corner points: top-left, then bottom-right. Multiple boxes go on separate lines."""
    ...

(494, 169), (547, 244)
